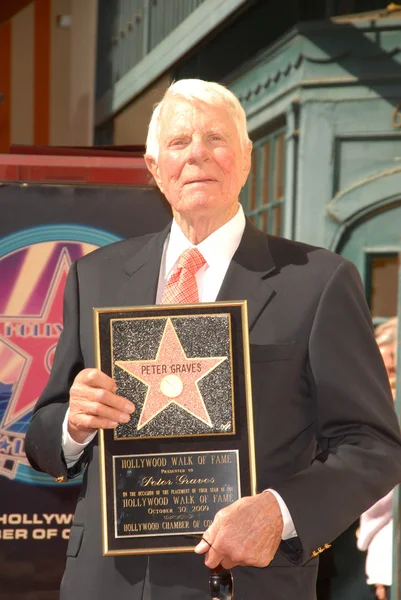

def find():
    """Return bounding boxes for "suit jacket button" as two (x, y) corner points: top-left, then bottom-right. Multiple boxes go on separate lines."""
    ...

(324, 543), (331, 549)
(311, 550), (319, 558)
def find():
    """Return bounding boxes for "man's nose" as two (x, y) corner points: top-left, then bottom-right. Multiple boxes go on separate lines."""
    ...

(187, 137), (209, 163)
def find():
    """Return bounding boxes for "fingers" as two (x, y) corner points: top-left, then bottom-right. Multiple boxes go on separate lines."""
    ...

(220, 557), (237, 570)
(195, 531), (237, 569)
(195, 538), (225, 569)
(74, 368), (117, 392)
(194, 518), (225, 568)
(194, 494), (282, 569)
(194, 539), (210, 554)
(204, 545), (226, 569)
(72, 379), (133, 415)
(68, 368), (135, 443)
(194, 512), (220, 555)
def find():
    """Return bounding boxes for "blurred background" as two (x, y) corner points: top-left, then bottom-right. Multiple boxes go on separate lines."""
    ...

(0, 1), (400, 598)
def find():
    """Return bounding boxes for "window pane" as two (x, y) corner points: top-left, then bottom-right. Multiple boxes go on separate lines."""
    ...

(274, 133), (285, 201)
(369, 254), (398, 318)
(262, 141), (271, 207)
(243, 123), (286, 237)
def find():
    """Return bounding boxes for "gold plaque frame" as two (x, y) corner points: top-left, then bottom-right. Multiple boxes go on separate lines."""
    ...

(93, 301), (256, 555)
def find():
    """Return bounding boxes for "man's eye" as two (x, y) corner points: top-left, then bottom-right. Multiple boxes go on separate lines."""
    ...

(170, 139), (186, 147)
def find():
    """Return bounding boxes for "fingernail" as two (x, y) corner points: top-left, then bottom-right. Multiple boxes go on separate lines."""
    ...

(110, 421), (119, 428)
(125, 402), (135, 413)
(120, 413), (131, 422)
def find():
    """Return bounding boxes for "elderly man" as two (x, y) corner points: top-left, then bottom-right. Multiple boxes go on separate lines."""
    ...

(25, 79), (401, 600)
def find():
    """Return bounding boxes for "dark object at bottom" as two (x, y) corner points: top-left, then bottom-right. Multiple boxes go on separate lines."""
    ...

(209, 566), (233, 599)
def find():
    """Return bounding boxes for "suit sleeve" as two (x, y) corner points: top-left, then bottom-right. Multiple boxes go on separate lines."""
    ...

(25, 261), (86, 480)
(274, 260), (401, 563)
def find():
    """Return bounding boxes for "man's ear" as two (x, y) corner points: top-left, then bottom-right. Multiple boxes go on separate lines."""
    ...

(241, 141), (253, 187)
(144, 155), (163, 192)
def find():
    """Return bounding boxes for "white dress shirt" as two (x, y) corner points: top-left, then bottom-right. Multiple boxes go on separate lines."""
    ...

(62, 203), (297, 539)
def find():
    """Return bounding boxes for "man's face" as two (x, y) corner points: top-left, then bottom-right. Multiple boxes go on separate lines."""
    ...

(146, 98), (251, 220)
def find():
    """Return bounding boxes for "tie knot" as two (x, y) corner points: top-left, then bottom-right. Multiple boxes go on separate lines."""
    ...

(177, 248), (206, 275)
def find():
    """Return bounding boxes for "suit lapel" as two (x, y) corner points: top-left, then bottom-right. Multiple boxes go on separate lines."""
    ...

(217, 220), (276, 330)
(115, 220), (276, 326)
(118, 224), (171, 306)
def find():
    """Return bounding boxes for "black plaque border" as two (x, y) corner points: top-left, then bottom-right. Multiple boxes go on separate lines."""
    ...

(112, 449), (241, 540)
(93, 301), (256, 556)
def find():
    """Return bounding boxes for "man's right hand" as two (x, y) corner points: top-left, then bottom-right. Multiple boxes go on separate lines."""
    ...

(68, 369), (135, 444)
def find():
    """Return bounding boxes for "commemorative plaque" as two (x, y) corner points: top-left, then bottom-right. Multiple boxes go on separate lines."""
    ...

(94, 302), (256, 555)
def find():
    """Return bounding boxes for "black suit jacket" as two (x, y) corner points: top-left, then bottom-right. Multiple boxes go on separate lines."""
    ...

(25, 221), (401, 600)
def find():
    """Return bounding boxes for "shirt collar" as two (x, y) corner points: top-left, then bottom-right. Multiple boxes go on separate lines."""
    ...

(163, 204), (246, 279)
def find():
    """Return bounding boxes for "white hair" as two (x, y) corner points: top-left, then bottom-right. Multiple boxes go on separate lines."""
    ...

(145, 79), (251, 160)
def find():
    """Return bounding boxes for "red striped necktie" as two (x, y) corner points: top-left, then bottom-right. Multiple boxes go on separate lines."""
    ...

(161, 247), (206, 304)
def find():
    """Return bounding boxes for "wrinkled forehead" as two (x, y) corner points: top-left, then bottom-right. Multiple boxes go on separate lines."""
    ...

(158, 96), (238, 136)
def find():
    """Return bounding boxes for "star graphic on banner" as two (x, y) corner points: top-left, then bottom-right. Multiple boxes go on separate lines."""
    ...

(0, 248), (71, 427)
(0, 438), (12, 453)
(115, 319), (227, 430)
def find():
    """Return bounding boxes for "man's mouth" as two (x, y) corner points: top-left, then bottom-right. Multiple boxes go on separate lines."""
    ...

(185, 178), (216, 185)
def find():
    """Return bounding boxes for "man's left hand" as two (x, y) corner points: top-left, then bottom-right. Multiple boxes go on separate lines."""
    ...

(194, 492), (283, 569)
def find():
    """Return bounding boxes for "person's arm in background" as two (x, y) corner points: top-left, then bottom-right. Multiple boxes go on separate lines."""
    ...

(362, 520), (393, 600)
(357, 490), (394, 552)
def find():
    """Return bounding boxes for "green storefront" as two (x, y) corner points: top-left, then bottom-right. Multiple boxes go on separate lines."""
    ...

(227, 12), (401, 599)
